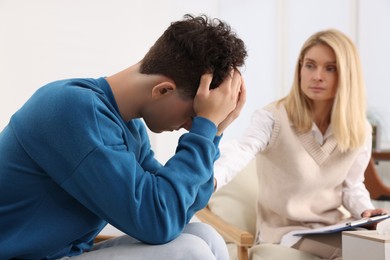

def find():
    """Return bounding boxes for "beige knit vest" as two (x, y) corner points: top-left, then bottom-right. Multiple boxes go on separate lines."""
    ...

(255, 103), (360, 244)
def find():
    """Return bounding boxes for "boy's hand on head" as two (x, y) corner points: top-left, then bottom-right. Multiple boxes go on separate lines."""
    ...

(216, 77), (246, 136)
(194, 70), (243, 128)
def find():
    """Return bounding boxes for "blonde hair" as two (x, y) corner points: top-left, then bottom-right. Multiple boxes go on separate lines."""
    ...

(280, 29), (367, 152)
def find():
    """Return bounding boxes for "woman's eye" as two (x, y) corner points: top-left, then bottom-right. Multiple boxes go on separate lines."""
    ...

(327, 66), (337, 72)
(304, 63), (314, 69)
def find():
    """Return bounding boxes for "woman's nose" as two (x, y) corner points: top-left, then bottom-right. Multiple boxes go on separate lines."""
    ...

(313, 68), (324, 81)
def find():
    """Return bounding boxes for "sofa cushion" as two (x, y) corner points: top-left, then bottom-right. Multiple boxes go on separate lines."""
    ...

(209, 159), (258, 236)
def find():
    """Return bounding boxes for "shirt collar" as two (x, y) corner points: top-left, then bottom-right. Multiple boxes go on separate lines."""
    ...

(311, 123), (333, 145)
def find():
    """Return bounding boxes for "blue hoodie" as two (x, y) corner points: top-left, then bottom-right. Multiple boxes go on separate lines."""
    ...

(0, 77), (220, 259)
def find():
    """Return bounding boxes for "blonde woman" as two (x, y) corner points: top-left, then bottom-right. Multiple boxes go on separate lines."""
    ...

(214, 29), (387, 259)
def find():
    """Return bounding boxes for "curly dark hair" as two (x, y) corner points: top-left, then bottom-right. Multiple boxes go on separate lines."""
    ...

(140, 14), (247, 98)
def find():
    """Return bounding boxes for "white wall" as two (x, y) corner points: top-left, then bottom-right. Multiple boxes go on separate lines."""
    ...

(1, 0), (389, 164)
(358, 0), (390, 150)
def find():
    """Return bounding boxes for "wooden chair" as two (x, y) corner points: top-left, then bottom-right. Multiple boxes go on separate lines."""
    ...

(196, 207), (254, 260)
(364, 151), (390, 200)
(196, 160), (258, 260)
(94, 234), (115, 243)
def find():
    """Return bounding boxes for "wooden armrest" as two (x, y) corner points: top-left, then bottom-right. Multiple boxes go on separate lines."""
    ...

(365, 157), (390, 200)
(372, 151), (390, 161)
(196, 206), (254, 247)
(94, 234), (115, 243)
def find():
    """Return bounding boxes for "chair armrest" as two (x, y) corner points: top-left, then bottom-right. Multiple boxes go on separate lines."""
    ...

(372, 151), (390, 161)
(94, 234), (115, 243)
(196, 206), (254, 247)
(365, 157), (390, 200)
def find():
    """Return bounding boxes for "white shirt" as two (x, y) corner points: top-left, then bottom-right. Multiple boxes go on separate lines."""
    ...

(214, 108), (374, 218)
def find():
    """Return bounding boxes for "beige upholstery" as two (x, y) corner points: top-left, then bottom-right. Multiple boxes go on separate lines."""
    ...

(209, 159), (258, 236)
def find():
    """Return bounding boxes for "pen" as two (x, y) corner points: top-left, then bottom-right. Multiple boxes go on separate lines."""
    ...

(346, 219), (368, 227)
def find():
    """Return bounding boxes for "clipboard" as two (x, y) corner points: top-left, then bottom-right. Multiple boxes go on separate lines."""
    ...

(292, 214), (390, 236)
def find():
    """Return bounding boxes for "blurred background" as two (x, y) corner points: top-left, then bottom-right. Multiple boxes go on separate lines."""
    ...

(1, 0), (389, 164)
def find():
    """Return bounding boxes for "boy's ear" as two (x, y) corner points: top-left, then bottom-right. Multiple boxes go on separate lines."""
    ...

(151, 81), (176, 99)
